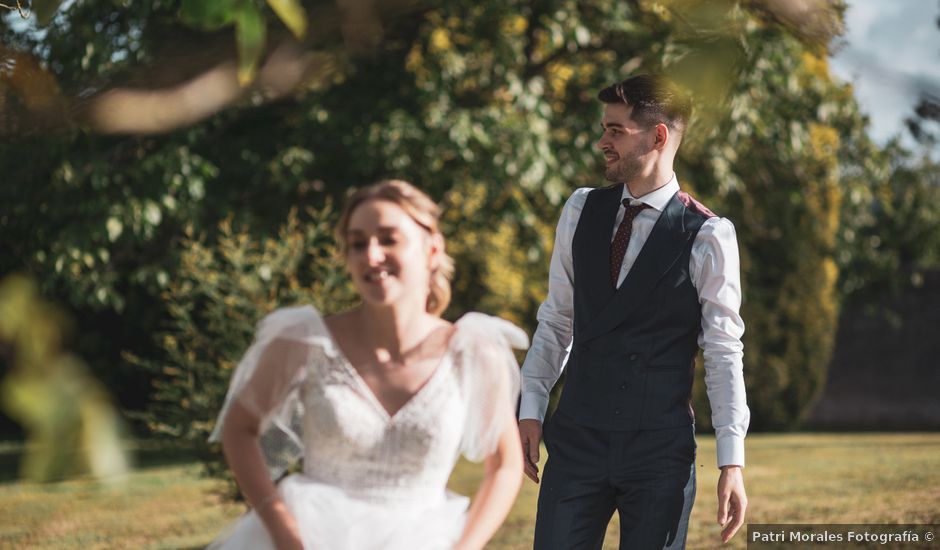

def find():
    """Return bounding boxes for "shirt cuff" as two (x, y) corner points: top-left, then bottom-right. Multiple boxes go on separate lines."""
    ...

(716, 434), (745, 469)
(518, 392), (550, 423)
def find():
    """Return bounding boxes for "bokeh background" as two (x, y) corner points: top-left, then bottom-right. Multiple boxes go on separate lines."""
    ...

(1, 0), (938, 548)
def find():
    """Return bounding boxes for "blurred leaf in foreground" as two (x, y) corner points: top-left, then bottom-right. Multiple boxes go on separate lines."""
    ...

(0, 275), (129, 483)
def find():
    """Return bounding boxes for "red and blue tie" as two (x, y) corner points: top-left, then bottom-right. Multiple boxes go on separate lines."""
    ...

(610, 199), (650, 287)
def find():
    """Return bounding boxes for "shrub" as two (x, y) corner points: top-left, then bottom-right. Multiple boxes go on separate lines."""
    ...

(127, 206), (356, 480)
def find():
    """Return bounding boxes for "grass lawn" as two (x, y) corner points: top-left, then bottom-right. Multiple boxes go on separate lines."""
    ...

(1, 433), (938, 549)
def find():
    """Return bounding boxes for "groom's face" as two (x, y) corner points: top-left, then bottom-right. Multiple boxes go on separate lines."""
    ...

(596, 103), (655, 183)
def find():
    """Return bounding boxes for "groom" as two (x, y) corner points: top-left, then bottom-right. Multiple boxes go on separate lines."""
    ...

(519, 74), (749, 549)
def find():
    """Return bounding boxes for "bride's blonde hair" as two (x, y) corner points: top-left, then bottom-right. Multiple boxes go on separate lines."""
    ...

(336, 179), (455, 316)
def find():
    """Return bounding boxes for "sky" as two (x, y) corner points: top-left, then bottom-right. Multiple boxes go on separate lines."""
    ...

(829, 0), (940, 146)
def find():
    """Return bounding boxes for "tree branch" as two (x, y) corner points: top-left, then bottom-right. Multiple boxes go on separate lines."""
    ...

(1, 0), (438, 136)
(0, 0), (30, 19)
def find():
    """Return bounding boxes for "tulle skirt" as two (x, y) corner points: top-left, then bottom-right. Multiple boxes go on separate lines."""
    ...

(207, 474), (469, 550)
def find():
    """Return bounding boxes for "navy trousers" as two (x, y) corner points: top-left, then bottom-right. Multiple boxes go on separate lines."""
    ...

(533, 411), (696, 550)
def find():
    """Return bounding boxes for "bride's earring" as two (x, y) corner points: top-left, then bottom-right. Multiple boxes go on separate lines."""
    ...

(428, 233), (444, 271)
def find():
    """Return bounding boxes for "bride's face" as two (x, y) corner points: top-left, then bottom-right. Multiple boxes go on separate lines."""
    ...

(345, 199), (437, 309)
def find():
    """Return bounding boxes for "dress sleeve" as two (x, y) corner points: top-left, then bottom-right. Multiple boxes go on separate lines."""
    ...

(453, 313), (529, 462)
(209, 305), (330, 479)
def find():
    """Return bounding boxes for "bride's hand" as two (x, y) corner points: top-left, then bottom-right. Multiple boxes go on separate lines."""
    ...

(271, 529), (304, 550)
(269, 522), (305, 550)
(260, 499), (305, 550)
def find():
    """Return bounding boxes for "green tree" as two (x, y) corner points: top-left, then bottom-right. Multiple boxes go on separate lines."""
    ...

(4, 0), (933, 441)
(683, 41), (846, 430)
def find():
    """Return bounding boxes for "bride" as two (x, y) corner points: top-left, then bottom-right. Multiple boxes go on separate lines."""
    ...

(207, 179), (526, 550)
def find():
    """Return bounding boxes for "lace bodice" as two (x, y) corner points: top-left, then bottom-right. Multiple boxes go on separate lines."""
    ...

(210, 306), (527, 503)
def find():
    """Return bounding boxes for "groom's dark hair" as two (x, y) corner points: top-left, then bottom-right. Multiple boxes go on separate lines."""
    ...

(598, 74), (692, 137)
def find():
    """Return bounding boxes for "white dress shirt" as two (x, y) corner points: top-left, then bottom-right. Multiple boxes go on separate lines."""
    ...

(520, 174), (750, 468)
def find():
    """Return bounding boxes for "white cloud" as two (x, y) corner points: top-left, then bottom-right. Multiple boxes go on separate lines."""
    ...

(829, 0), (940, 144)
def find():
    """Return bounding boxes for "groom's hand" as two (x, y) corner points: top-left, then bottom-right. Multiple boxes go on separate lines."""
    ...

(518, 419), (543, 483)
(717, 465), (747, 543)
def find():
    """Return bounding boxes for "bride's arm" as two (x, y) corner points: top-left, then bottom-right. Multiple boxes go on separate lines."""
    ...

(221, 339), (305, 550)
(452, 412), (524, 550)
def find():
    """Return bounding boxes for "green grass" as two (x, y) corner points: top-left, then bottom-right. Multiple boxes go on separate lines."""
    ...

(1, 434), (938, 549)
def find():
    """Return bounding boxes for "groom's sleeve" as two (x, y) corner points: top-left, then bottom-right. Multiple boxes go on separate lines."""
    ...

(693, 217), (750, 469)
(519, 189), (588, 423)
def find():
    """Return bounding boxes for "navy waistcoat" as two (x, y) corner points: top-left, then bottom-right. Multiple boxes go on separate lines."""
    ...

(555, 184), (714, 431)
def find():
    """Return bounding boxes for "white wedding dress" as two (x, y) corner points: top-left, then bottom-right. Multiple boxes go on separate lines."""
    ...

(206, 305), (527, 550)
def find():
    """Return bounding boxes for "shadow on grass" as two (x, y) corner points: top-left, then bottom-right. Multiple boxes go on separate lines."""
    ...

(132, 440), (206, 469)
(0, 448), (19, 483)
(0, 439), (208, 484)
(748, 432), (940, 451)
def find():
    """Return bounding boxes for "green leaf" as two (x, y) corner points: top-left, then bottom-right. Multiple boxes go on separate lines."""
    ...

(31, 0), (64, 26)
(234, 1), (267, 86)
(266, 0), (308, 39)
(180, 0), (238, 31)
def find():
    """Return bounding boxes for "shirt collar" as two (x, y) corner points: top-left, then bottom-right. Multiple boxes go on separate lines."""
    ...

(620, 173), (679, 212)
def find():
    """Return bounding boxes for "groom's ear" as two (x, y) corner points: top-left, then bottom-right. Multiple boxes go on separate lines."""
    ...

(653, 122), (670, 151)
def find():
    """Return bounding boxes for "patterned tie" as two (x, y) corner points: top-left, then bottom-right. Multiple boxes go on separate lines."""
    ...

(610, 199), (650, 287)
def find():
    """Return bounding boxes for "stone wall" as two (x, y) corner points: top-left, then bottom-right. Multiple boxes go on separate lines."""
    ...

(805, 270), (940, 430)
